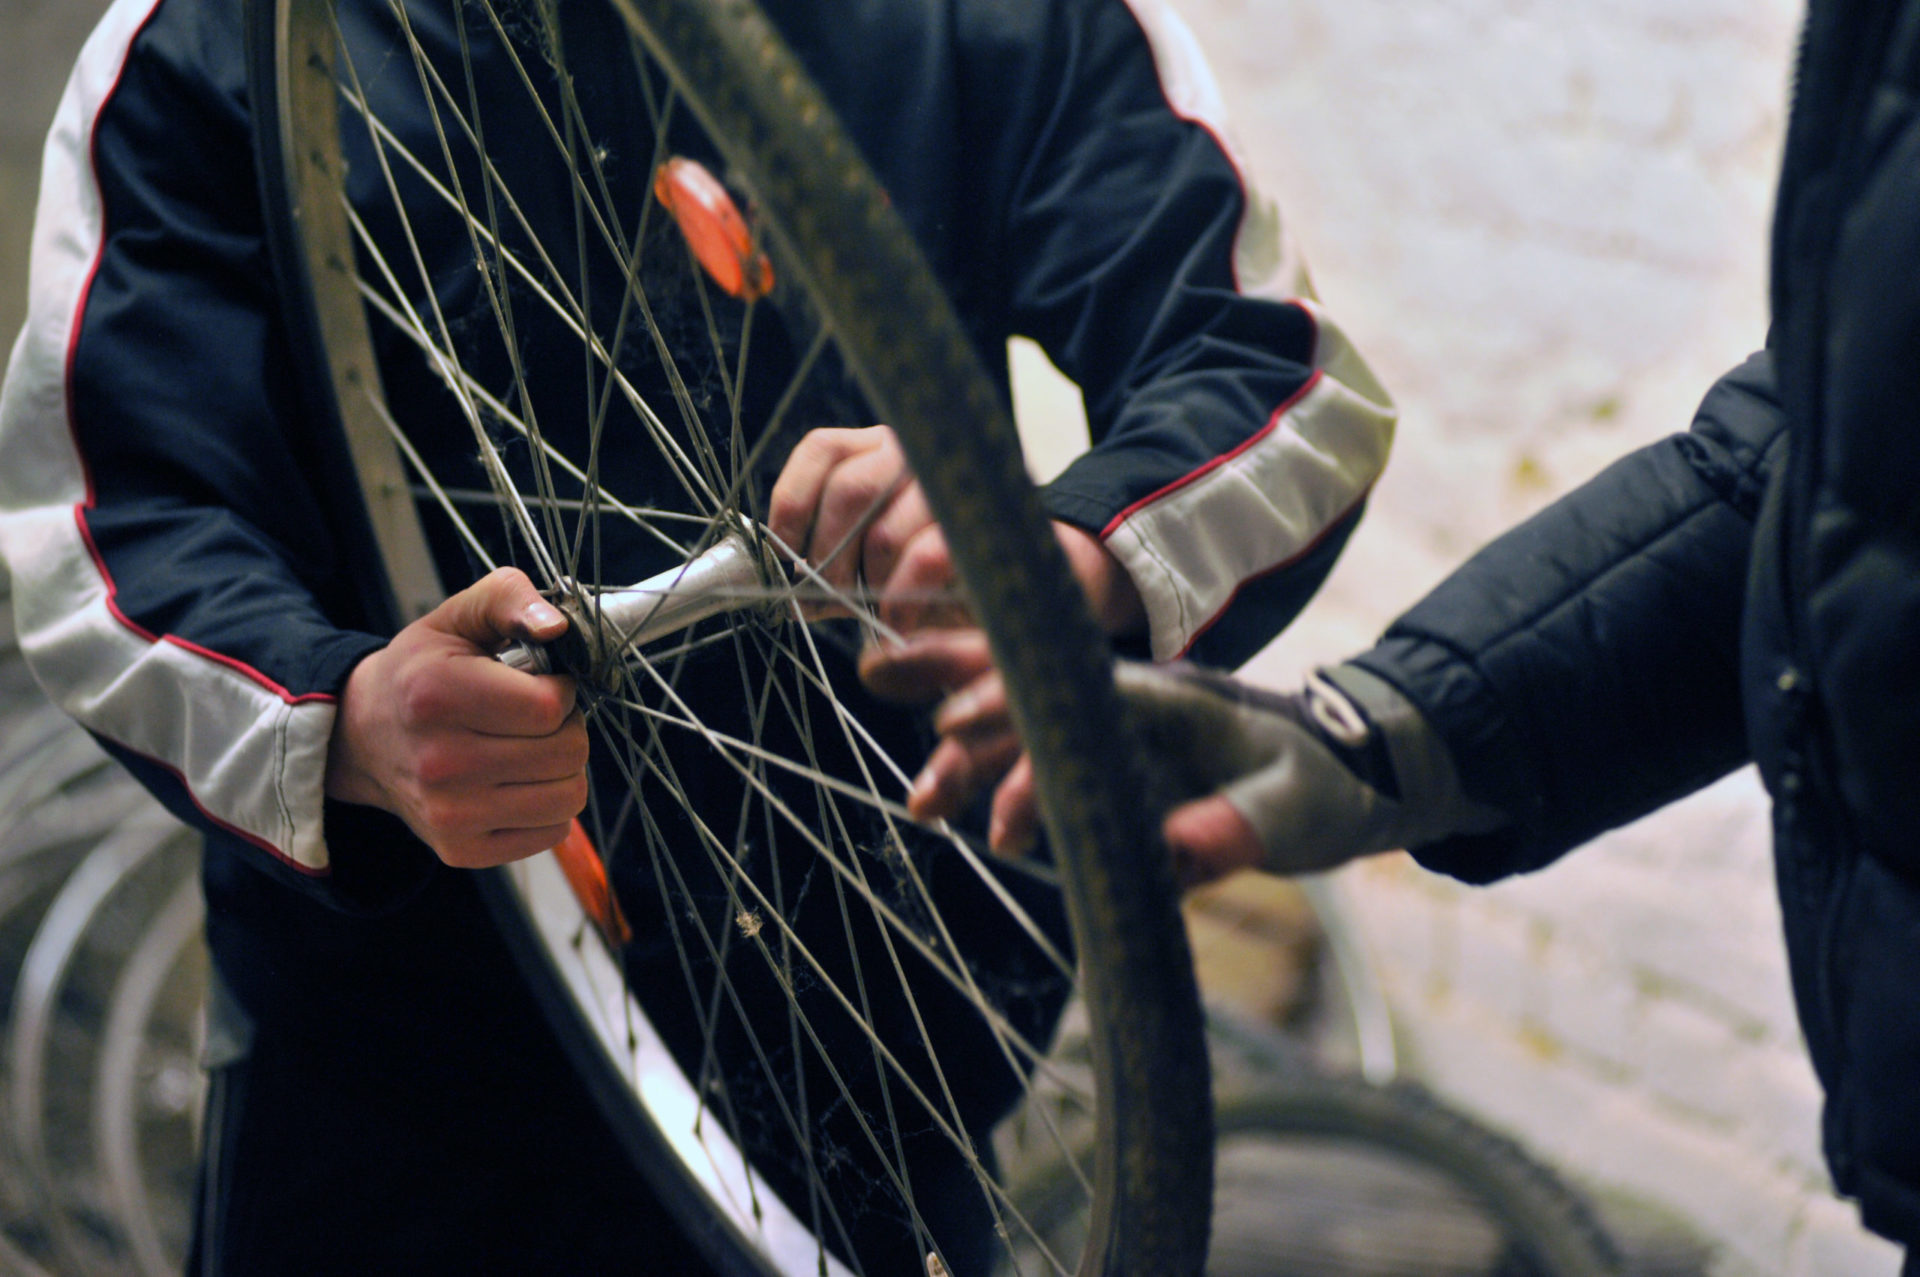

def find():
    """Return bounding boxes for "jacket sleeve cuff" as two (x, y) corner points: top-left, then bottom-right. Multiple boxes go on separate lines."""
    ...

(1349, 637), (1557, 884)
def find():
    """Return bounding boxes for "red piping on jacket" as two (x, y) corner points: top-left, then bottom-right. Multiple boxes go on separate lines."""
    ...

(54, 0), (332, 874)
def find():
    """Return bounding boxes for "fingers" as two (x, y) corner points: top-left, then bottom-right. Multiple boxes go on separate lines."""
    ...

(767, 427), (878, 555)
(429, 566), (569, 652)
(408, 710), (590, 791)
(393, 705), (592, 867)
(864, 632), (1031, 852)
(904, 663), (1028, 850)
(863, 628), (1035, 852)
(917, 704), (1267, 876)
(907, 721), (1024, 821)
(858, 628), (993, 703)
(769, 426), (965, 624)
(856, 478), (935, 599)
(767, 426), (900, 592)
(436, 820), (579, 872)
(987, 755), (1039, 858)
(326, 569), (592, 869)
(397, 653), (578, 737)
(876, 524), (974, 632)
(1161, 794), (1265, 889)
(931, 668), (1009, 739)
(412, 776), (588, 865)
(875, 640), (1266, 877)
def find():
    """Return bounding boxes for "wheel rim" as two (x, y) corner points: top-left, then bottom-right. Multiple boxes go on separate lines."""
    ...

(6, 815), (199, 1277)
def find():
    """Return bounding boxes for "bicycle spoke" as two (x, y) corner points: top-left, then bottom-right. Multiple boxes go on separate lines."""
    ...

(338, 87), (724, 529)
(591, 695), (1064, 1268)
(336, 23), (564, 586)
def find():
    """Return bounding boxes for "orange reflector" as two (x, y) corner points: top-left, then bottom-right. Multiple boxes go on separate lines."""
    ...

(552, 817), (632, 947)
(654, 157), (775, 302)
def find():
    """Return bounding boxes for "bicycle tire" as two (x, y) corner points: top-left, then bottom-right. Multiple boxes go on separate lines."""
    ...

(1216, 1079), (1621, 1277)
(1011, 1069), (1622, 1277)
(250, 1), (1212, 1274)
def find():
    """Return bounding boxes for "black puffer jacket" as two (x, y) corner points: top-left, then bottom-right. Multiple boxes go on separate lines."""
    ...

(1352, 0), (1920, 1246)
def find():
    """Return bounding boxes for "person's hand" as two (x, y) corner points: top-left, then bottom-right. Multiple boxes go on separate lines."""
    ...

(855, 516), (1143, 852)
(857, 629), (1043, 851)
(767, 425), (1145, 635)
(769, 425), (1145, 847)
(325, 567), (590, 868)
(1115, 661), (1508, 888)
(855, 527), (1144, 851)
(767, 425), (963, 631)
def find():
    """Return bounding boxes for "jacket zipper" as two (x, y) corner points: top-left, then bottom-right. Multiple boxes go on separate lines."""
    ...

(1766, 0), (1905, 1194)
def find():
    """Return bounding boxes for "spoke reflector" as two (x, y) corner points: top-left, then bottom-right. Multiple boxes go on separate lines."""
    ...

(551, 818), (632, 946)
(654, 157), (775, 302)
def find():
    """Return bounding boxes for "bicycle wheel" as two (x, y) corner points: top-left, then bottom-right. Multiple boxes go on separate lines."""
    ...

(252, 1), (1211, 1274)
(1010, 1062), (1623, 1277)
(4, 813), (201, 1277)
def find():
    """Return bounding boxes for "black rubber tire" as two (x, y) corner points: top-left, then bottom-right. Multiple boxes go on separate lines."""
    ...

(1013, 1069), (1623, 1277)
(1219, 1078), (1620, 1277)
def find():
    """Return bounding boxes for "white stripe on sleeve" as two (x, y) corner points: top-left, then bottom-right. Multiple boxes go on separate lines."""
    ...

(1105, 364), (1394, 661)
(1106, 2), (1398, 661)
(0, 0), (336, 874)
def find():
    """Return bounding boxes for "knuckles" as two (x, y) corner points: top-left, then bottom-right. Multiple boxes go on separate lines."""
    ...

(820, 464), (893, 538)
(395, 665), (456, 730)
(893, 528), (949, 584)
(560, 771), (591, 816)
(879, 530), (951, 625)
(772, 426), (907, 568)
(765, 485), (811, 549)
(860, 510), (908, 572)
(411, 740), (466, 790)
(522, 679), (576, 733)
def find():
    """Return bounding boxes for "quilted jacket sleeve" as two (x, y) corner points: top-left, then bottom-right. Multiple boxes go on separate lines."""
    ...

(1350, 352), (1786, 883)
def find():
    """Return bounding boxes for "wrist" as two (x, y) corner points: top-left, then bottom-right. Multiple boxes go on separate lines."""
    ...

(1053, 521), (1144, 637)
(1316, 663), (1508, 844)
(324, 650), (394, 811)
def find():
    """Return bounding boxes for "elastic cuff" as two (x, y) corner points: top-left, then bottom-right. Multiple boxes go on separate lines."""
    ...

(1350, 637), (1547, 826)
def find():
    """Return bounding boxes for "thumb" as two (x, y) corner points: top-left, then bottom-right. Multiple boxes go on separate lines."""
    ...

(1162, 794), (1264, 889)
(428, 567), (569, 652)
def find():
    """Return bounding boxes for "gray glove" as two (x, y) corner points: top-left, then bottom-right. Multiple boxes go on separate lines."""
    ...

(1115, 660), (1507, 874)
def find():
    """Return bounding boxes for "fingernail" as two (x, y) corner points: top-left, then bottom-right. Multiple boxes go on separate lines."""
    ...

(990, 818), (1036, 859)
(936, 687), (981, 731)
(909, 765), (938, 805)
(525, 601), (564, 630)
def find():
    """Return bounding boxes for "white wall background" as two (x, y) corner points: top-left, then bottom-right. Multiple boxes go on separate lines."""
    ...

(1164, 1), (1904, 1273)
